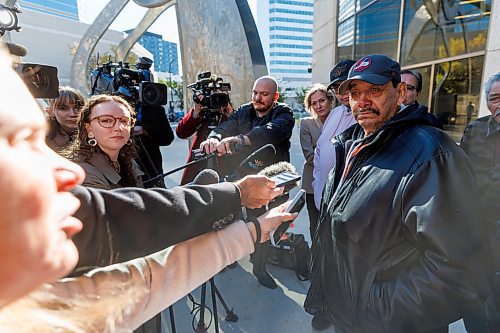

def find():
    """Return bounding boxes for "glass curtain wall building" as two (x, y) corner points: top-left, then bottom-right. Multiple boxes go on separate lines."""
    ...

(334, 0), (491, 141)
(125, 30), (179, 75)
(257, 0), (314, 98)
(18, 0), (79, 21)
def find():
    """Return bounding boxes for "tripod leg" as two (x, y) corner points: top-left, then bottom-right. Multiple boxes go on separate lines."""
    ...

(168, 306), (176, 333)
(195, 283), (209, 333)
(209, 278), (220, 333)
(212, 279), (238, 322)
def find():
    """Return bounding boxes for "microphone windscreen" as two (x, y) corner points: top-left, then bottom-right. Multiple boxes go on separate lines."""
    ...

(191, 169), (220, 185)
(5, 42), (28, 57)
(258, 161), (296, 178)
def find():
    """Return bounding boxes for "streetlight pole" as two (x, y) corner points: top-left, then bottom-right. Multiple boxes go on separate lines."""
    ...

(168, 58), (175, 120)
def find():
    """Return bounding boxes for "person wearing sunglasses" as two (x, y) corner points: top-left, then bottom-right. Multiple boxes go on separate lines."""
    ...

(401, 69), (443, 129)
(45, 86), (85, 153)
(63, 95), (144, 189)
(401, 69), (422, 107)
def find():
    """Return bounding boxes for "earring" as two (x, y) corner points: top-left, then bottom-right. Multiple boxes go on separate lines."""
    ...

(88, 137), (97, 146)
(127, 139), (133, 146)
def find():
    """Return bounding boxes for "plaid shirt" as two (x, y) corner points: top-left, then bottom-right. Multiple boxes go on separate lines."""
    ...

(460, 115), (500, 224)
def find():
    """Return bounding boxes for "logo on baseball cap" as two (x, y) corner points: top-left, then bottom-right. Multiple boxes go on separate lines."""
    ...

(338, 54), (401, 94)
(326, 59), (356, 91)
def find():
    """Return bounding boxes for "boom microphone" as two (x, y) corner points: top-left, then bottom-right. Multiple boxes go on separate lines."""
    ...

(258, 161), (296, 177)
(258, 161), (301, 192)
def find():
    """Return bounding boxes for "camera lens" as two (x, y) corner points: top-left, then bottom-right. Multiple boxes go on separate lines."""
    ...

(140, 82), (168, 106)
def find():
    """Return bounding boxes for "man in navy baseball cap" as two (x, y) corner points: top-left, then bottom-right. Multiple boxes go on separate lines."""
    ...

(338, 54), (401, 94)
(305, 53), (490, 333)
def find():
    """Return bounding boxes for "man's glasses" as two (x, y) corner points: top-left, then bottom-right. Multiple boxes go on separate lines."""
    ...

(89, 115), (136, 128)
(406, 84), (417, 91)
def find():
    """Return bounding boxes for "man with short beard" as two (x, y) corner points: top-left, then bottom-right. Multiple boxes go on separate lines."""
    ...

(200, 75), (294, 289)
(304, 54), (492, 333)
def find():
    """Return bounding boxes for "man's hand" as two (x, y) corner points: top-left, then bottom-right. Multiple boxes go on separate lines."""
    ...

(235, 175), (284, 209)
(199, 138), (220, 154)
(216, 136), (241, 156)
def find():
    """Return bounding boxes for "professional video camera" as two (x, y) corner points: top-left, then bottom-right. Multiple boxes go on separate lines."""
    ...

(1, 4), (59, 98)
(187, 71), (231, 129)
(89, 56), (168, 106)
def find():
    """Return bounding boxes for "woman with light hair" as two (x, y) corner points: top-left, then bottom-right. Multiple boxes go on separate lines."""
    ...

(299, 83), (334, 241)
(0, 46), (297, 332)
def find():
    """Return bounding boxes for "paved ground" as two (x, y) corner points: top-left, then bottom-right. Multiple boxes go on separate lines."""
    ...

(158, 122), (467, 333)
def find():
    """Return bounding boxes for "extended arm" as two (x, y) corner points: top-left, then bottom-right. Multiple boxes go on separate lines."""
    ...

(71, 182), (242, 270)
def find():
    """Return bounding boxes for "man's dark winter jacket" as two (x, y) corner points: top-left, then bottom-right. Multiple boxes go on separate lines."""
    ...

(207, 102), (294, 164)
(305, 104), (493, 333)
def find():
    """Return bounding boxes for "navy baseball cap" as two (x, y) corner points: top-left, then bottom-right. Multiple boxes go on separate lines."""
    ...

(326, 59), (356, 91)
(338, 54), (401, 94)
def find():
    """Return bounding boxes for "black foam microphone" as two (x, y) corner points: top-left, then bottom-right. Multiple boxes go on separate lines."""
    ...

(190, 169), (220, 185)
(5, 42), (27, 57)
(226, 144), (277, 181)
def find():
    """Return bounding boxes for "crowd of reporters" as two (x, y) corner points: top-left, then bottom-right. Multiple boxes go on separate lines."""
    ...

(0, 35), (499, 333)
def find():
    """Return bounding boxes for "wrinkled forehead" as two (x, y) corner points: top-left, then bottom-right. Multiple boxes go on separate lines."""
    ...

(0, 49), (44, 138)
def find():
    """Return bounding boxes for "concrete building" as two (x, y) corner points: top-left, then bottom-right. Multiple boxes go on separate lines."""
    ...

(9, 8), (151, 87)
(312, 0), (498, 141)
(18, 0), (79, 21)
(256, 0), (314, 102)
(124, 30), (179, 75)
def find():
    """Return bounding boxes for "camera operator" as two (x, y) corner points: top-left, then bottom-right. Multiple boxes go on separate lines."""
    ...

(133, 103), (174, 188)
(199, 75), (295, 289)
(176, 92), (234, 185)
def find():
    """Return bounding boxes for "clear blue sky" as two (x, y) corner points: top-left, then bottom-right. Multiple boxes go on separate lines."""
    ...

(79, 0), (257, 45)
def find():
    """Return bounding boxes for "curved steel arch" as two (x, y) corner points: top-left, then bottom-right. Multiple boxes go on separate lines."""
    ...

(116, 1), (175, 61)
(70, 0), (267, 107)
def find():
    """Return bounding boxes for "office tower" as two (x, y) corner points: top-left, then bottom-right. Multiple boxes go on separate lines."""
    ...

(125, 30), (179, 75)
(257, 0), (313, 100)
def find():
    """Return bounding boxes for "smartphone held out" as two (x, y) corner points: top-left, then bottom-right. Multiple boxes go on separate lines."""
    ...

(270, 189), (306, 246)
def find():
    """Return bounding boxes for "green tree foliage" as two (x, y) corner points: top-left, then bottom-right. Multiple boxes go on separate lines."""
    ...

(295, 87), (308, 109)
(158, 78), (184, 110)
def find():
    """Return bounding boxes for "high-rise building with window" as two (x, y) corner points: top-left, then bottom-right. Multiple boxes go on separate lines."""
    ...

(18, 0), (79, 21)
(125, 30), (179, 75)
(257, 0), (314, 98)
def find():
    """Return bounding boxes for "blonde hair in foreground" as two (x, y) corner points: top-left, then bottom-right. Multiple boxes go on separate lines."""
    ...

(0, 43), (145, 332)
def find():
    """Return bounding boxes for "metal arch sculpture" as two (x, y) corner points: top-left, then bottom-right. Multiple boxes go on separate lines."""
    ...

(70, 0), (267, 106)
(115, 1), (175, 61)
(69, 0), (130, 94)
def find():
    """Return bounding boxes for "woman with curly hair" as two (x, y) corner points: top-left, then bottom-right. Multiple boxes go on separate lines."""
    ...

(63, 95), (144, 189)
(45, 86), (85, 153)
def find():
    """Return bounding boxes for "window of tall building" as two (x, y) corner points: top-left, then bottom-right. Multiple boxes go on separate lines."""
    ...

(401, 0), (491, 66)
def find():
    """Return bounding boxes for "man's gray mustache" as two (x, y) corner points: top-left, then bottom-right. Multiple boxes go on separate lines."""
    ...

(354, 108), (380, 117)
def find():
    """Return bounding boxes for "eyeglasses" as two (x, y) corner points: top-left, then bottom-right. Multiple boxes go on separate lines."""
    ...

(406, 84), (417, 91)
(349, 87), (386, 101)
(89, 115), (135, 128)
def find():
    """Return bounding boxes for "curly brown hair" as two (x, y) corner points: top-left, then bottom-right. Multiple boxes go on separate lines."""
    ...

(62, 94), (140, 187)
